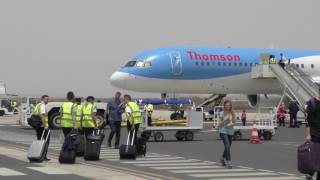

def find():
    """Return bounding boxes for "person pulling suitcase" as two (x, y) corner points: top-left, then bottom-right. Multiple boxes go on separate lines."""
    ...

(31, 95), (51, 161)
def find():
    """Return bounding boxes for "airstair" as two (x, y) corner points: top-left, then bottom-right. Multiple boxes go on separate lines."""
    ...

(196, 94), (226, 108)
(252, 63), (319, 110)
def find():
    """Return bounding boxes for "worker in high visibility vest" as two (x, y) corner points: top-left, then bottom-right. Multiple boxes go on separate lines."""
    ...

(144, 104), (153, 126)
(124, 94), (142, 142)
(74, 98), (83, 129)
(82, 96), (98, 137)
(60, 91), (77, 137)
(33, 95), (51, 161)
(269, 55), (276, 64)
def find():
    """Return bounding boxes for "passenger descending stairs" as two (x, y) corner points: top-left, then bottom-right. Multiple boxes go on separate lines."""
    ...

(252, 63), (319, 110)
(196, 94), (226, 108)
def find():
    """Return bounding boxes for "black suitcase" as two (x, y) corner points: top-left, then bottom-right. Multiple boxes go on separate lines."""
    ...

(84, 130), (103, 161)
(119, 130), (137, 160)
(76, 134), (85, 156)
(59, 131), (79, 164)
(297, 143), (314, 175)
(136, 137), (147, 156)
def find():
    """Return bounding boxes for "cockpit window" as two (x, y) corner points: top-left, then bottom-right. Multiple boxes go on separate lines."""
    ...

(136, 61), (152, 67)
(124, 61), (136, 67)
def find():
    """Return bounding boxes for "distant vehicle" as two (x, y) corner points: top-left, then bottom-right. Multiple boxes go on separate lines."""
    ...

(110, 47), (320, 108)
(20, 97), (106, 129)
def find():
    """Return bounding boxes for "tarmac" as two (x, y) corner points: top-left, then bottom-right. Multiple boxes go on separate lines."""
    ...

(0, 114), (309, 180)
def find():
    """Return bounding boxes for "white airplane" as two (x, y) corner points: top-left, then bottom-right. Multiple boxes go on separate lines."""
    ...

(110, 47), (320, 108)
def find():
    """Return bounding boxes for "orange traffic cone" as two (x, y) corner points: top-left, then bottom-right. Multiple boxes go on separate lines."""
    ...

(250, 120), (260, 144)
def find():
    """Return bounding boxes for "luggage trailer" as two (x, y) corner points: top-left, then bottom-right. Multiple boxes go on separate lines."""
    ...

(212, 106), (277, 141)
(137, 99), (204, 142)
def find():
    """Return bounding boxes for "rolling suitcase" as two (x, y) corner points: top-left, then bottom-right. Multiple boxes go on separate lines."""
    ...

(136, 136), (147, 156)
(298, 143), (315, 175)
(119, 130), (137, 160)
(59, 131), (80, 164)
(84, 130), (103, 161)
(27, 129), (50, 162)
(76, 134), (85, 156)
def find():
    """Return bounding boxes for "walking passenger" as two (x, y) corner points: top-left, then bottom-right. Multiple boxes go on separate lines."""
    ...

(106, 92), (123, 149)
(219, 100), (235, 169)
(305, 93), (320, 180)
(241, 109), (247, 126)
(278, 102), (286, 127)
(289, 100), (299, 128)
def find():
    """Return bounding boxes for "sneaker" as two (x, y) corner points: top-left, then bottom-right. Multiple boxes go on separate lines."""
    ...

(220, 157), (226, 166)
(225, 161), (232, 169)
(44, 157), (51, 161)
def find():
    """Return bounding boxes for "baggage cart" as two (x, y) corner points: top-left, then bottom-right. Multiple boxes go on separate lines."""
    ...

(138, 99), (204, 142)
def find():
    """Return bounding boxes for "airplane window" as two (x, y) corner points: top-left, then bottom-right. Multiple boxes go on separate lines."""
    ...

(195, 62), (199, 66)
(218, 62), (221, 66)
(201, 62), (205, 66)
(136, 61), (152, 67)
(144, 61), (152, 67)
(136, 61), (145, 67)
(296, 64), (299, 68)
(311, 64), (314, 68)
(239, 62), (243, 67)
(223, 62), (226, 66)
(250, 63), (253, 67)
(244, 62), (248, 67)
(234, 62), (237, 66)
(301, 64), (304, 68)
(207, 62), (210, 66)
(124, 61), (136, 67)
(228, 62), (232, 66)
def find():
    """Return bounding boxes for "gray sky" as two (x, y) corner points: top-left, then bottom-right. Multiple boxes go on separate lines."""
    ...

(0, 0), (319, 98)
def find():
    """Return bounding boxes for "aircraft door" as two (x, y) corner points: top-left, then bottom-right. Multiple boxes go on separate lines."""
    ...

(170, 51), (182, 76)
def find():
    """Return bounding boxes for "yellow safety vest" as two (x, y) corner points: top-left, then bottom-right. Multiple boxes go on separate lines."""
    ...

(61, 102), (75, 128)
(146, 104), (153, 117)
(76, 104), (83, 128)
(33, 102), (49, 128)
(269, 58), (276, 64)
(82, 104), (95, 128)
(126, 102), (142, 125)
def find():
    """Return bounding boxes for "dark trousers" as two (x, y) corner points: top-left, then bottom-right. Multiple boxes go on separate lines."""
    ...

(220, 133), (233, 161)
(35, 127), (50, 158)
(290, 113), (299, 128)
(108, 121), (121, 146)
(308, 137), (320, 180)
(62, 127), (73, 138)
(279, 117), (285, 127)
(241, 118), (246, 126)
(147, 116), (152, 126)
(127, 123), (140, 144)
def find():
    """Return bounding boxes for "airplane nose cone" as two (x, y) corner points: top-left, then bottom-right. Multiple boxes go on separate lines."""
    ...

(110, 71), (129, 89)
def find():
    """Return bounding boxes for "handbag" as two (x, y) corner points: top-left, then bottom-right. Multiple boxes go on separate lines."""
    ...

(27, 115), (41, 128)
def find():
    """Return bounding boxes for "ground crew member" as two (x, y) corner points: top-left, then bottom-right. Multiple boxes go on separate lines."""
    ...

(144, 103), (153, 126)
(124, 94), (142, 142)
(106, 92), (123, 149)
(11, 100), (17, 109)
(60, 91), (77, 137)
(269, 55), (276, 64)
(82, 96), (98, 137)
(33, 95), (50, 161)
(75, 98), (83, 129)
(179, 104), (184, 119)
